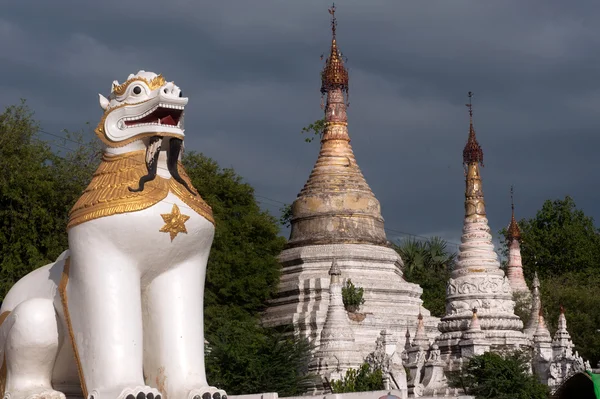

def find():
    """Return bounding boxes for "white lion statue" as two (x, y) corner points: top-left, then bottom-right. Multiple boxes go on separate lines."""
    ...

(0, 71), (226, 399)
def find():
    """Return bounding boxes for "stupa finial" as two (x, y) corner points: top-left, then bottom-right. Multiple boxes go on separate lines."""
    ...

(507, 186), (522, 242)
(463, 91), (487, 219)
(329, 258), (341, 276)
(463, 91), (484, 166)
(320, 3), (349, 99)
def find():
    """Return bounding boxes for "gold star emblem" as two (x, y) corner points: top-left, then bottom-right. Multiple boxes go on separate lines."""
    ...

(159, 204), (190, 241)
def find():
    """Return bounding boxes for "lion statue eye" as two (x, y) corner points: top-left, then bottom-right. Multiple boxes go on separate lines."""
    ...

(132, 86), (142, 95)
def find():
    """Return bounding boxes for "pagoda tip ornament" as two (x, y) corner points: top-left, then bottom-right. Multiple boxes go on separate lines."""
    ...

(506, 186), (522, 242)
(320, 3), (349, 101)
(463, 92), (484, 167)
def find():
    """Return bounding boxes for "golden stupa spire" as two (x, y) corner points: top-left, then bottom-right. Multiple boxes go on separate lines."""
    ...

(320, 3), (349, 99)
(463, 92), (487, 220)
(506, 186), (521, 242)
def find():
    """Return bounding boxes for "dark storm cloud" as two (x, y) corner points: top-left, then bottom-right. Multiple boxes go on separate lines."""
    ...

(3, 0), (600, 252)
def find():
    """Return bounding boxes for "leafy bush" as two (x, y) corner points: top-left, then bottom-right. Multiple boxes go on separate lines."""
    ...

(342, 279), (365, 312)
(330, 363), (384, 393)
(447, 351), (549, 399)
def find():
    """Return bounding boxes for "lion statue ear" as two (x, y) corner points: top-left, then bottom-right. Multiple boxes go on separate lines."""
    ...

(99, 94), (110, 111)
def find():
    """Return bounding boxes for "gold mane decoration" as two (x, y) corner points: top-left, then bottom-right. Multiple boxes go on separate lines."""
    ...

(112, 74), (167, 96)
(68, 151), (214, 229)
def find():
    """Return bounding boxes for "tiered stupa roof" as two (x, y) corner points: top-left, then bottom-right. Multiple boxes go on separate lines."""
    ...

(287, 3), (387, 248)
(505, 187), (530, 295)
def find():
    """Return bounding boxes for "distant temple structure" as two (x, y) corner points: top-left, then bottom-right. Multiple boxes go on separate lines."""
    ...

(262, 4), (438, 389)
(262, 5), (592, 398)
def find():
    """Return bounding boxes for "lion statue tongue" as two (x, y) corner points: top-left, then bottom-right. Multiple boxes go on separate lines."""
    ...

(161, 115), (176, 126)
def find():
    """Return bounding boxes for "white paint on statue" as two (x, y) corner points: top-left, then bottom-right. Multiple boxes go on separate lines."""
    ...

(0, 72), (225, 399)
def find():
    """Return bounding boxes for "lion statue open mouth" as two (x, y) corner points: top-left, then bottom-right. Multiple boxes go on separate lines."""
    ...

(0, 71), (226, 399)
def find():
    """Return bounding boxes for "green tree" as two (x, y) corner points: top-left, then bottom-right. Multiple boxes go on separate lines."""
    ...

(393, 237), (456, 317)
(538, 271), (600, 367)
(182, 151), (286, 317)
(498, 196), (600, 365)
(499, 196), (600, 280)
(447, 351), (549, 399)
(279, 203), (292, 228)
(0, 102), (99, 300)
(182, 152), (314, 394)
(205, 317), (314, 396)
(330, 363), (384, 393)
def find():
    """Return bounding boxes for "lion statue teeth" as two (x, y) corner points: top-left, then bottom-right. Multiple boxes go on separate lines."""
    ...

(0, 71), (226, 399)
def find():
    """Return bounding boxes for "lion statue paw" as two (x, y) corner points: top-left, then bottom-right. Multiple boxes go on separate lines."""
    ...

(187, 387), (228, 399)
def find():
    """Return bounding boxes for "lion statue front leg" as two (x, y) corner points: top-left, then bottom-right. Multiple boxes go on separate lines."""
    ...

(0, 71), (226, 399)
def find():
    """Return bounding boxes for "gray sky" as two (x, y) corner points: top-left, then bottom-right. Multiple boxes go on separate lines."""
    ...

(2, 0), (600, 251)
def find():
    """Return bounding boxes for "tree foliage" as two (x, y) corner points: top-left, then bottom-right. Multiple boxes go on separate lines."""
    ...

(205, 317), (314, 396)
(279, 203), (292, 228)
(447, 351), (549, 399)
(500, 196), (600, 280)
(0, 101), (100, 300)
(330, 363), (384, 393)
(393, 237), (456, 317)
(341, 279), (365, 312)
(300, 118), (326, 143)
(182, 152), (313, 394)
(538, 271), (600, 367)
(499, 196), (600, 366)
(182, 151), (286, 317)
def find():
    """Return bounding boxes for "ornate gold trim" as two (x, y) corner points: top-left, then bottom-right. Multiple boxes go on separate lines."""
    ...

(0, 311), (9, 326)
(112, 74), (166, 96)
(0, 311), (9, 399)
(0, 353), (6, 399)
(68, 151), (170, 229)
(58, 258), (88, 399)
(169, 163), (215, 225)
(68, 151), (214, 229)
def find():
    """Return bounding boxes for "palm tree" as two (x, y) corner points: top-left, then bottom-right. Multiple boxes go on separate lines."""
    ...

(394, 236), (456, 274)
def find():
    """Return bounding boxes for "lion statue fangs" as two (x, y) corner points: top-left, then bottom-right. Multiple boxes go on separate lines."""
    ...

(0, 71), (226, 399)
